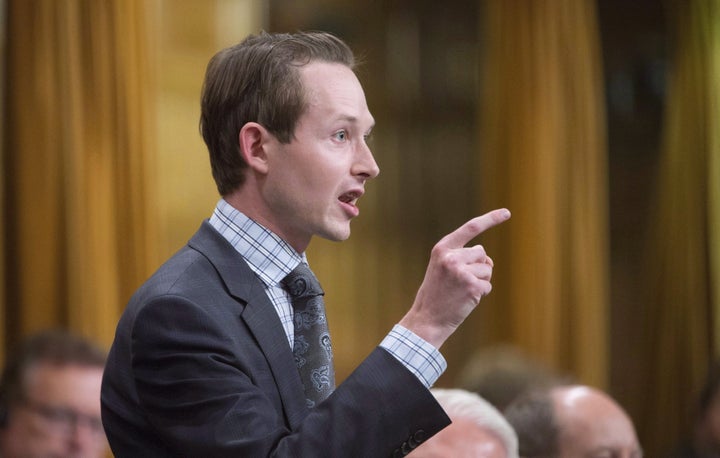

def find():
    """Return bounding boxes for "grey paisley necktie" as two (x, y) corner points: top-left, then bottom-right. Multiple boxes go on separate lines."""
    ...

(282, 263), (335, 408)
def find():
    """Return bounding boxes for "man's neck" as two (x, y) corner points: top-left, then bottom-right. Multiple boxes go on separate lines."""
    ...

(222, 191), (310, 253)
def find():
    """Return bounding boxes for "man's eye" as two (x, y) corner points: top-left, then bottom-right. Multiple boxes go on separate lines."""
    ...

(333, 130), (347, 141)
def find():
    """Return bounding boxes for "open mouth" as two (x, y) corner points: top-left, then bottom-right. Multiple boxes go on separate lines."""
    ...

(338, 191), (361, 207)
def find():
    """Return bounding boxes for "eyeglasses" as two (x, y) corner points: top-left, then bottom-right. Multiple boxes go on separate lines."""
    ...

(20, 399), (105, 438)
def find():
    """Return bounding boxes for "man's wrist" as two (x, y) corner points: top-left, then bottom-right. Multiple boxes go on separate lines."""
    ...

(398, 314), (451, 349)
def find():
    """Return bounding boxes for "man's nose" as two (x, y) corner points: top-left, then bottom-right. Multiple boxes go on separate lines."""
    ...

(68, 418), (106, 455)
(352, 141), (380, 180)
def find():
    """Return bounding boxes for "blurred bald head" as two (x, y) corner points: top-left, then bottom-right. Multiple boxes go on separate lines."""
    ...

(552, 386), (641, 458)
(505, 384), (641, 458)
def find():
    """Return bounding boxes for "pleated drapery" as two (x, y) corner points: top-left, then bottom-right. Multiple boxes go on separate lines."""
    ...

(3, 0), (157, 349)
(636, 1), (720, 454)
(477, 0), (610, 388)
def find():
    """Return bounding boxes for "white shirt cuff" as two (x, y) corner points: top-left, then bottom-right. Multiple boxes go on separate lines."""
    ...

(379, 324), (447, 388)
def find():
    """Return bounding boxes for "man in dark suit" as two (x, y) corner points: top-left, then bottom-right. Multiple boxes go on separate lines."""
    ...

(101, 30), (510, 457)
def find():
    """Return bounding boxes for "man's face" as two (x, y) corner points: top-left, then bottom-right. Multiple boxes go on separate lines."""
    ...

(260, 61), (379, 252)
(409, 417), (508, 458)
(0, 363), (108, 458)
(553, 386), (642, 458)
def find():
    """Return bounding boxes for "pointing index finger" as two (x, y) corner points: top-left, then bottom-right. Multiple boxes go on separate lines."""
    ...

(439, 209), (511, 249)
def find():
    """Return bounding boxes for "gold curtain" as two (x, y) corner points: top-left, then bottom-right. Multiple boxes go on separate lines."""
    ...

(711, 3), (720, 361)
(637, 0), (720, 455)
(477, 0), (609, 387)
(0, 0), (6, 364)
(4, 0), (157, 350)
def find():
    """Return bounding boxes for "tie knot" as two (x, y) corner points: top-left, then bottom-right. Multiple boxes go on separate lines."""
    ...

(282, 264), (324, 299)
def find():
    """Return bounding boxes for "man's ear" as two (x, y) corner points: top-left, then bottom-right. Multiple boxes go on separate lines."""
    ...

(239, 122), (272, 174)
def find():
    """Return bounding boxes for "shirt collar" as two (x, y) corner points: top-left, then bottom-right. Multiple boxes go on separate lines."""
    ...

(208, 198), (305, 287)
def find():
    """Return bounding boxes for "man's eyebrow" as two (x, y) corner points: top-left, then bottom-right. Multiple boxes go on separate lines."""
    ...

(334, 114), (359, 123)
(334, 114), (375, 128)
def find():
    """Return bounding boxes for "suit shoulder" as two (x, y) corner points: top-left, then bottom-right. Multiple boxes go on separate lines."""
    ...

(134, 245), (222, 301)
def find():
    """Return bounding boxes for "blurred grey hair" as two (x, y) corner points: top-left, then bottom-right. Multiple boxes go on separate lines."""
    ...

(431, 388), (519, 458)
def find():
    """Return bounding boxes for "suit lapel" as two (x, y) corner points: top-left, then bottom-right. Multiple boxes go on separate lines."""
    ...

(240, 284), (309, 429)
(188, 221), (308, 429)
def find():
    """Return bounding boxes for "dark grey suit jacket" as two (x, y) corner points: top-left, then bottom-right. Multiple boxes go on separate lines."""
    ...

(101, 221), (450, 457)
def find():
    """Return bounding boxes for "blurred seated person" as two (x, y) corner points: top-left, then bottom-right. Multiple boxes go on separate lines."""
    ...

(458, 344), (559, 411)
(409, 388), (518, 458)
(669, 360), (720, 457)
(0, 329), (108, 458)
(504, 384), (642, 458)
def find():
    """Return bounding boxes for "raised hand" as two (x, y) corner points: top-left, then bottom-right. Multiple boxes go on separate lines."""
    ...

(398, 208), (511, 348)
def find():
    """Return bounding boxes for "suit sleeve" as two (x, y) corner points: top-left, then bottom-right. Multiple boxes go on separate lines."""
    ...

(130, 294), (450, 457)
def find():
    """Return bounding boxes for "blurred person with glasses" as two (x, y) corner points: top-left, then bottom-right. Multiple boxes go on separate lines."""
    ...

(0, 329), (108, 458)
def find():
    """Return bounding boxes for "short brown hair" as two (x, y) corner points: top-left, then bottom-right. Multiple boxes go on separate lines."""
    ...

(200, 31), (356, 196)
(503, 389), (559, 457)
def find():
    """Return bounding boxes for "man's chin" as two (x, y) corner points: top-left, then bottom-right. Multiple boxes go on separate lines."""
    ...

(317, 225), (352, 243)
